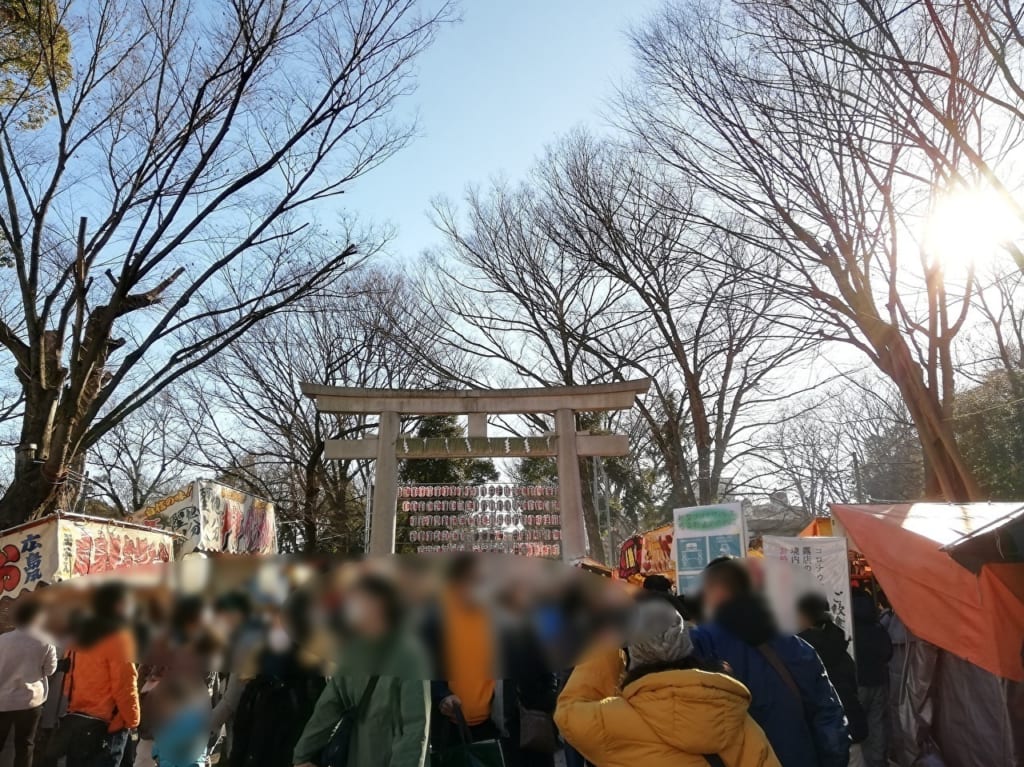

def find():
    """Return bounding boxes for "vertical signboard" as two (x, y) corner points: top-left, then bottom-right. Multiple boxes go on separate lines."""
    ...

(673, 502), (746, 595)
(763, 535), (853, 652)
(618, 535), (642, 579)
(0, 519), (60, 599)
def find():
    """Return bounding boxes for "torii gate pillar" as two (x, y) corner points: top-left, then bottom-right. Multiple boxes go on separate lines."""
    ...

(371, 411), (400, 556)
(556, 408), (586, 560)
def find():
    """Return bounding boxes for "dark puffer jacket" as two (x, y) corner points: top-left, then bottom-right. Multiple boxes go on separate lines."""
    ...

(690, 595), (849, 767)
(852, 592), (893, 688)
(799, 620), (867, 742)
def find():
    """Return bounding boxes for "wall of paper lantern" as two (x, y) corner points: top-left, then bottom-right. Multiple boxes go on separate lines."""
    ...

(399, 483), (561, 558)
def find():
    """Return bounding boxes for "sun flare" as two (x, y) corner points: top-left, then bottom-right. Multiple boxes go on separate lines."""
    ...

(924, 186), (1022, 268)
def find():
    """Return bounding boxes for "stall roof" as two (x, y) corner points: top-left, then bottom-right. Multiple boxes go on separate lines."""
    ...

(832, 503), (1024, 681)
(939, 504), (1023, 572)
(0, 511), (183, 539)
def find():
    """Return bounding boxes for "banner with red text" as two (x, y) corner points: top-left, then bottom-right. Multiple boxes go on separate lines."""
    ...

(0, 514), (175, 599)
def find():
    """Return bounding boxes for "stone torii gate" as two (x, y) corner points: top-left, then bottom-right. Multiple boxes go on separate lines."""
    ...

(300, 379), (650, 560)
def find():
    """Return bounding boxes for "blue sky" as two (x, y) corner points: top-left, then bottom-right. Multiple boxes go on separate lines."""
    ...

(341, 0), (662, 263)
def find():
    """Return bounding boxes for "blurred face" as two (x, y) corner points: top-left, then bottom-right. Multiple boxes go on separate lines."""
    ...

(344, 590), (388, 638)
(118, 596), (135, 621)
(450, 565), (485, 607)
(266, 615), (292, 653)
(701, 581), (729, 620)
(214, 609), (244, 639)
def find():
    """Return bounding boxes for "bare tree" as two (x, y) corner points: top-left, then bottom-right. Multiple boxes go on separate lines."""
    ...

(426, 182), (640, 561)
(88, 390), (197, 516)
(775, 0), (1024, 266)
(624, 0), (986, 500)
(753, 377), (930, 511)
(189, 268), (451, 552)
(538, 133), (816, 509)
(0, 0), (451, 526)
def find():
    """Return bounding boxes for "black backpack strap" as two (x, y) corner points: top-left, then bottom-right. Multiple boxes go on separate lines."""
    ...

(704, 756), (726, 767)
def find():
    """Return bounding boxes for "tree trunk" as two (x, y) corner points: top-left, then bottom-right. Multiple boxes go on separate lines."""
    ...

(883, 336), (982, 501)
(579, 458), (605, 564)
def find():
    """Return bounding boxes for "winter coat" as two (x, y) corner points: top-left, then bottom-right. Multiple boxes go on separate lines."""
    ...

(852, 594), (893, 688)
(690, 595), (849, 767)
(64, 622), (141, 732)
(799, 621), (867, 742)
(292, 633), (430, 767)
(554, 647), (782, 767)
(420, 601), (558, 736)
(230, 647), (326, 767)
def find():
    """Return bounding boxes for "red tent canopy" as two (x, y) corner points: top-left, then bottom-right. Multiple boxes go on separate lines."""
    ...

(831, 503), (1024, 681)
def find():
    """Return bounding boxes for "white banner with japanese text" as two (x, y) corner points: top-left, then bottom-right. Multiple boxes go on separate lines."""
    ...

(0, 519), (60, 599)
(763, 535), (853, 654)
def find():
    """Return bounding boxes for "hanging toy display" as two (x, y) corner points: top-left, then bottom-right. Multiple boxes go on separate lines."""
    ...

(397, 483), (562, 558)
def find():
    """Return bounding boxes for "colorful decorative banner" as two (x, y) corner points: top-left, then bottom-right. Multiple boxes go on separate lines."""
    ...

(763, 535), (853, 653)
(134, 481), (277, 556)
(639, 525), (675, 576)
(618, 535), (642, 579)
(0, 515), (174, 599)
(673, 503), (747, 595)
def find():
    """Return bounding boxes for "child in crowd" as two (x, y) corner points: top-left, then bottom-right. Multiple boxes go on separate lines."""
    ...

(151, 679), (211, 767)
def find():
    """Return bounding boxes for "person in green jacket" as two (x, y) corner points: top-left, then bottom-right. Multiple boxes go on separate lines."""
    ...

(292, 573), (430, 767)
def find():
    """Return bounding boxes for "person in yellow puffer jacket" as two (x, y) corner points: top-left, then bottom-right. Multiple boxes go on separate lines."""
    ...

(554, 598), (781, 767)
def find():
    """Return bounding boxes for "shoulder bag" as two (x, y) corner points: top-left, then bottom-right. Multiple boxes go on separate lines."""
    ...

(518, 703), (558, 754)
(46, 652), (111, 762)
(318, 676), (379, 767)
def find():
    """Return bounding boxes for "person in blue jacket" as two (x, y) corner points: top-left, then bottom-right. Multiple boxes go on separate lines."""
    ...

(689, 557), (850, 767)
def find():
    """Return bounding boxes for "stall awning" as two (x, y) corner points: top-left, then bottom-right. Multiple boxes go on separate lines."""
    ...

(798, 517), (834, 537)
(939, 504), (1024, 573)
(831, 503), (1024, 681)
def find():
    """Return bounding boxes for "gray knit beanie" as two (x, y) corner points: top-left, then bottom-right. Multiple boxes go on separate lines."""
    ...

(626, 598), (693, 668)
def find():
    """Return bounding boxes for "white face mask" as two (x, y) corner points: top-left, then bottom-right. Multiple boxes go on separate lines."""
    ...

(267, 625), (291, 653)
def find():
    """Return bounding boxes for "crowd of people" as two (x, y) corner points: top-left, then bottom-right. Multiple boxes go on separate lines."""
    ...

(0, 553), (894, 767)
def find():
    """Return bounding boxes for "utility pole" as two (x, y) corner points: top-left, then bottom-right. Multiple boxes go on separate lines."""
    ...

(852, 452), (865, 503)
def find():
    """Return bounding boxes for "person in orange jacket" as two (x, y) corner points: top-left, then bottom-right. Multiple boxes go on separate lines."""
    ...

(62, 583), (141, 767)
(554, 598), (781, 767)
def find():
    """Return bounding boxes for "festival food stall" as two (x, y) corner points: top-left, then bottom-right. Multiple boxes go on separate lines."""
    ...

(132, 479), (278, 557)
(617, 523), (677, 584)
(830, 502), (1023, 767)
(0, 512), (175, 601)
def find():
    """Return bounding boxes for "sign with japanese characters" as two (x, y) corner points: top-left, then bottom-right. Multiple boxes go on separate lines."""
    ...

(134, 480), (277, 556)
(673, 503), (746, 595)
(763, 535), (853, 655)
(0, 515), (174, 599)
